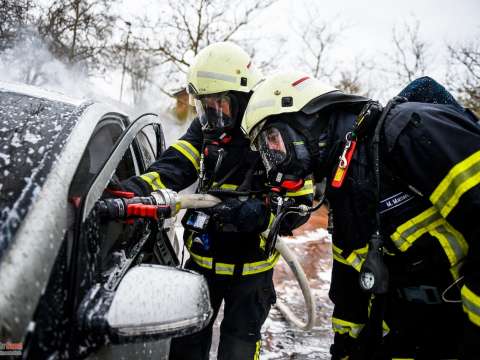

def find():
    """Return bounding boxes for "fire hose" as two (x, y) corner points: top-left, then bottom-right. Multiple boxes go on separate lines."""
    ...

(97, 189), (317, 331)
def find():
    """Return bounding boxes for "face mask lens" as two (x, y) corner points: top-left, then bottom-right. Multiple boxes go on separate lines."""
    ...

(195, 93), (234, 131)
(257, 127), (287, 172)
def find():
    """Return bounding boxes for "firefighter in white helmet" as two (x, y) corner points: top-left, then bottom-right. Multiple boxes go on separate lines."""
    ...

(122, 45), (314, 360)
(242, 72), (480, 359)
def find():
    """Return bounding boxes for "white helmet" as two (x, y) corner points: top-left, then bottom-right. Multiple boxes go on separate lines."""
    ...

(187, 41), (261, 96)
(187, 42), (262, 136)
(241, 71), (336, 144)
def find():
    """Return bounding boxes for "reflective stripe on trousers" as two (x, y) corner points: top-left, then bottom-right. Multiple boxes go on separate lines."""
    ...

(188, 248), (280, 276)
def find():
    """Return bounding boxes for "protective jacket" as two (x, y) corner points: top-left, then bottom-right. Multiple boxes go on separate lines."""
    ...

(325, 101), (480, 358)
(127, 117), (313, 276)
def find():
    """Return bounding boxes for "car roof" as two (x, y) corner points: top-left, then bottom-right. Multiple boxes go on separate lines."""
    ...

(0, 83), (91, 259)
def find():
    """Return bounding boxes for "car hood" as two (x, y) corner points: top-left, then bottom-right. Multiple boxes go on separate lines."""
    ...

(0, 90), (87, 260)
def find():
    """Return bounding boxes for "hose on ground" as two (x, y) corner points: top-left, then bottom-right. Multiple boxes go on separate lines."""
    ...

(274, 237), (316, 331)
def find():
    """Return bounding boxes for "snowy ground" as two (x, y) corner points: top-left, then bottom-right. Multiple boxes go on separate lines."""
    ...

(210, 208), (334, 359)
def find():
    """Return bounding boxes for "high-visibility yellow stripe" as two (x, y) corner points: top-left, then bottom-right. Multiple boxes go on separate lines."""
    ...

(332, 317), (365, 338)
(391, 207), (442, 251)
(430, 150), (480, 217)
(390, 207), (468, 266)
(171, 140), (200, 171)
(345, 246), (368, 272)
(253, 340), (261, 360)
(215, 262), (235, 275)
(286, 179), (314, 197)
(212, 182), (238, 190)
(332, 244), (350, 266)
(242, 250), (280, 275)
(140, 171), (166, 191)
(189, 252), (213, 270)
(461, 285), (480, 326)
(429, 222), (468, 266)
(187, 243), (278, 276)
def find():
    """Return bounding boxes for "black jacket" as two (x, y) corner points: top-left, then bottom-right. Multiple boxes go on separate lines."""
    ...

(129, 118), (313, 274)
(325, 101), (480, 358)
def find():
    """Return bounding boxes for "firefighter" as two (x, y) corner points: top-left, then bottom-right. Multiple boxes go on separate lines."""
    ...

(122, 44), (313, 360)
(241, 72), (480, 359)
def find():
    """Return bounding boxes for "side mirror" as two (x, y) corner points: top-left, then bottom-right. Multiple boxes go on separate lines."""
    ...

(78, 265), (212, 344)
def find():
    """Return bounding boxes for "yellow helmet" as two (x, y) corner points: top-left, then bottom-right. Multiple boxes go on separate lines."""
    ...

(187, 41), (262, 97)
(187, 42), (262, 136)
(241, 71), (336, 144)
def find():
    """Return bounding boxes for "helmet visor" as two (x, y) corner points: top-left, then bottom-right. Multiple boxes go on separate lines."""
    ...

(193, 92), (235, 131)
(255, 126), (288, 173)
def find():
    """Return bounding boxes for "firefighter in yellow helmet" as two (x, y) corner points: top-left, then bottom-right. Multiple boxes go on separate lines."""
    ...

(242, 71), (480, 359)
(122, 45), (313, 359)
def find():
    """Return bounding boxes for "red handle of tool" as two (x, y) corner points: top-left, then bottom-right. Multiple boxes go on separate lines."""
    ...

(126, 204), (171, 220)
(106, 189), (135, 198)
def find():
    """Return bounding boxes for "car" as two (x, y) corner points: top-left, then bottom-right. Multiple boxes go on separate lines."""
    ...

(0, 82), (212, 359)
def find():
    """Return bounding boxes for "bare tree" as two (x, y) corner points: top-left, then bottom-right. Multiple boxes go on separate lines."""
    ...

(388, 17), (429, 84)
(0, 0), (36, 50)
(127, 0), (277, 97)
(335, 58), (374, 96)
(447, 37), (480, 115)
(294, 14), (345, 81)
(38, 0), (118, 72)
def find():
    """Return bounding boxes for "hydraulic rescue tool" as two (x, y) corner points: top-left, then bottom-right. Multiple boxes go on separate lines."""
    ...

(97, 189), (221, 220)
(98, 187), (319, 331)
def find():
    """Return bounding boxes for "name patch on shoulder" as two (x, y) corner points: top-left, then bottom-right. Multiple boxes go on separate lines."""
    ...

(379, 192), (414, 214)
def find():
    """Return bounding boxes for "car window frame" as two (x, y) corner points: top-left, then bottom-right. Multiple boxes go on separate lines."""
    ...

(81, 113), (161, 222)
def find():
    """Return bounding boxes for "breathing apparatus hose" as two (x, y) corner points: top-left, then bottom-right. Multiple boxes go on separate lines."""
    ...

(264, 198), (325, 331)
(274, 236), (316, 331)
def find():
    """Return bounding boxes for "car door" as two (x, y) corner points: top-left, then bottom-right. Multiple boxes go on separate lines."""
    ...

(23, 112), (174, 359)
(70, 113), (179, 359)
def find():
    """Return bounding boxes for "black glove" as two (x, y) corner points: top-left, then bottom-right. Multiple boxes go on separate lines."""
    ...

(118, 176), (153, 196)
(209, 197), (270, 233)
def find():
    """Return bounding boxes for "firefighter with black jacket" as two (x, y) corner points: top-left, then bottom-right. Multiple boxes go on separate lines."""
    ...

(123, 44), (313, 360)
(241, 72), (480, 359)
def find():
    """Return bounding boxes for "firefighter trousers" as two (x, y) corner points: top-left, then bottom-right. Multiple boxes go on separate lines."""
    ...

(169, 259), (276, 360)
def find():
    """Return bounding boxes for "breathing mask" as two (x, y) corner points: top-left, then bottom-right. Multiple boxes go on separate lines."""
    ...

(191, 90), (241, 141)
(254, 121), (312, 192)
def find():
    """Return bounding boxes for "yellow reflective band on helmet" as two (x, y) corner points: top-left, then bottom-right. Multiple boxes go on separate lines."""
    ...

(461, 285), (480, 326)
(140, 172), (166, 191)
(390, 207), (468, 266)
(345, 245), (368, 272)
(430, 150), (480, 217)
(254, 340), (261, 360)
(171, 140), (200, 171)
(332, 317), (365, 338)
(286, 179), (314, 197)
(242, 250), (280, 275)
